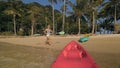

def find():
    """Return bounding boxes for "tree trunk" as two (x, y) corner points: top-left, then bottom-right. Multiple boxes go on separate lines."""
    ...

(114, 5), (117, 33)
(104, 28), (106, 34)
(78, 17), (80, 35)
(13, 14), (16, 35)
(0, 24), (1, 32)
(92, 11), (95, 34)
(31, 20), (35, 36)
(95, 23), (97, 34)
(52, 0), (55, 35)
(7, 22), (10, 32)
(66, 22), (69, 34)
(114, 5), (117, 24)
(62, 0), (66, 31)
(56, 22), (57, 33)
(45, 17), (48, 27)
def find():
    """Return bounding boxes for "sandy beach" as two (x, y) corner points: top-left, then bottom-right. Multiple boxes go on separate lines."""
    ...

(0, 34), (120, 68)
(0, 34), (120, 53)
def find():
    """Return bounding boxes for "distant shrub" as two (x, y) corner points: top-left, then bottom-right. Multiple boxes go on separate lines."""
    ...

(114, 24), (120, 34)
(18, 31), (24, 36)
(0, 32), (14, 36)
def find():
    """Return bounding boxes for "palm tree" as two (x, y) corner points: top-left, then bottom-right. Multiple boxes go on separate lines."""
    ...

(4, 1), (21, 35)
(88, 0), (104, 34)
(4, 9), (21, 36)
(71, 0), (87, 35)
(60, 0), (66, 32)
(54, 9), (62, 32)
(43, 5), (53, 27)
(27, 3), (42, 36)
(100, 0), (120, 33)
(48, 0), (57, 35)
(109, 0), (120, 24)
(60, 0), (72, 32)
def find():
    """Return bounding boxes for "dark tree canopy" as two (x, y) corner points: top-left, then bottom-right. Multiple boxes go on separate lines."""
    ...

(0, 0), (120, 36)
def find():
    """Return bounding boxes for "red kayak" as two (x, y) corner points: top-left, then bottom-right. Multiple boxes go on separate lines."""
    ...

(51, 41), (100, 68)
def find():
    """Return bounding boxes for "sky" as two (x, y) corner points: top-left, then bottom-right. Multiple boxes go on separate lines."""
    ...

(22, 0), (50, 5)
(22, 0), (75, 11)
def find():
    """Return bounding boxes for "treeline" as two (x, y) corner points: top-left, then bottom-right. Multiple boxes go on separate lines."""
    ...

(0, 0), (120, 36)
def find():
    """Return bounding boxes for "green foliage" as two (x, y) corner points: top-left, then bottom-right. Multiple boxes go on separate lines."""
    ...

(0, 0), (120, 36)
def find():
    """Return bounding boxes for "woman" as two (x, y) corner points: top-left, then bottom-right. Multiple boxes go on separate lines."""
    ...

(44, 25), (52, 45)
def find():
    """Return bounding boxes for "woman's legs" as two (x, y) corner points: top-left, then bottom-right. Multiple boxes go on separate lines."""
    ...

(46, 36), (51, 45)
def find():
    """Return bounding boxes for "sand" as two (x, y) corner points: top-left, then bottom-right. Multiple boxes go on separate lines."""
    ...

(0, 34), (120, 68)
(0, 34), (120, 53)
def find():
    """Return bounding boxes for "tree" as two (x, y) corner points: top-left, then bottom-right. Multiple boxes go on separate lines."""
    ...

(71, 0), (88, 35)
(87, 0), (104, 34)
(100, 0), (120, 33)
(27, 3), (42, 36)
(4, 1), (21, 35)
(43, 5), (53, 27)
(60, 0), (66, 32)
(0, 1), (8, 32)
(60, 0), (72, 32)
(48, 0), (58, 35)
